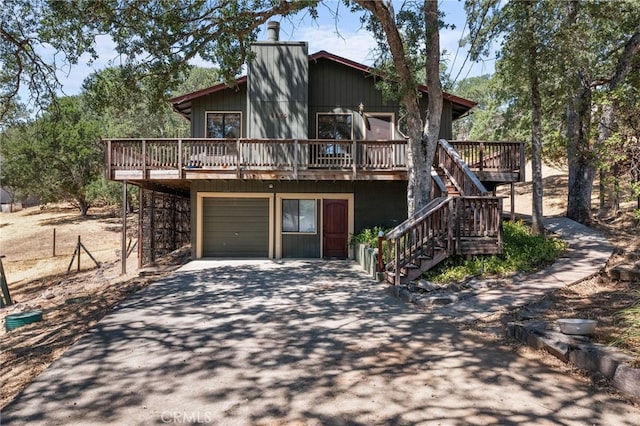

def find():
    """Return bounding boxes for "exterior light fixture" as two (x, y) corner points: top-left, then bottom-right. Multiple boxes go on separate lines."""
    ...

(358, 102), (364, 115)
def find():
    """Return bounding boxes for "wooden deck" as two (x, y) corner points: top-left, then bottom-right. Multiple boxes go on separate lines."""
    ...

(104, 138), (525, 187)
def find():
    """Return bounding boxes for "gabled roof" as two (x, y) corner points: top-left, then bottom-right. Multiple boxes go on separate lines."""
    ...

(171, 50), (476, 120)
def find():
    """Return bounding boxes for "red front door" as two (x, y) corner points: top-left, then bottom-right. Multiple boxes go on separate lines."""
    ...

(323, 199), (348, 259)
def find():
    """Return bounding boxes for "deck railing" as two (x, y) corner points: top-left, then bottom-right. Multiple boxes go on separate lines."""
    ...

(105, 138), (524, 182)
(383, 197), (453, 285)
(450, 140), (526, 181)
(105, 138), (410, 179)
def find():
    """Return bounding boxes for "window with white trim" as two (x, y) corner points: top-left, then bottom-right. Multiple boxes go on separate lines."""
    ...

(206, 112), (241, 138)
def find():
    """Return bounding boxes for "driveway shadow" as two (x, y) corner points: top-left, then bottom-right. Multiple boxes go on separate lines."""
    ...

(3, 260), (638, 425)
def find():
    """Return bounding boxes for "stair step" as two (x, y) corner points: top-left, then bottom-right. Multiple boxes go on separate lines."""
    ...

(418, 255), (433, 260)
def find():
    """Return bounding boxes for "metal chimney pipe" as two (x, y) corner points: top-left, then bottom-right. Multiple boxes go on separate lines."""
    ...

(267, 21), (280, 42)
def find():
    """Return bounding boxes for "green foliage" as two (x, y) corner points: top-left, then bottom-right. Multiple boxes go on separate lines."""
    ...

(464, 0), (640, 222)
(452, 74), (510, 141)
(0, 96), (103, 214)
(2, 0), (318, 115)
(82, 66), (190, 138)
(44, 0), (317, 107)
(423, 220), (567, 284)
(86, 176), (123, 206)
(349, 226), (389, 248)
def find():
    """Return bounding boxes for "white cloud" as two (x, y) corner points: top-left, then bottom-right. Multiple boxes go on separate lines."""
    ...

(294, 25), (378, 64)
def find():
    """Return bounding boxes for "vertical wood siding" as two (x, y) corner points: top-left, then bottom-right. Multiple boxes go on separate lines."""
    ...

(354, 181), (408, 232)
(309, 58), (454, 140)
(248, 43), (308, 138)
(191, 88), (247, 138)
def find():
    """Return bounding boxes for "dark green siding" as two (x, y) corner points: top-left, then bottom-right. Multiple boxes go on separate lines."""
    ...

(202, 198), (269, 257)
(282, 234), (320, 258)
(190, 88), (247, 138)
(281, 202), (321, 258)
(192, 180), (409, 258)
(440, 102), (453, 140)
(309, 60), (393, 140)
(354, 181), (407, 232)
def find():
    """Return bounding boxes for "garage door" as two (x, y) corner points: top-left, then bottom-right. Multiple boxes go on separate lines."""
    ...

(202, 197), (270, 257)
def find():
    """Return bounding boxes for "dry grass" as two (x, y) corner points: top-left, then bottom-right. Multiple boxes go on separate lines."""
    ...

(0, 203), (190, 408)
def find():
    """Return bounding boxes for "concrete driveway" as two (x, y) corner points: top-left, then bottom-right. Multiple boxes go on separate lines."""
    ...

(2, 260), (638, 425)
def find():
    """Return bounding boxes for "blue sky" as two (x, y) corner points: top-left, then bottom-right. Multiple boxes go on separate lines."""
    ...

(50, 0), (495, 97)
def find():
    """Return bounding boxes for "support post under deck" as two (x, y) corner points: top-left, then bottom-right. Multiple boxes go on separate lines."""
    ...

(121, 180), (127, 275)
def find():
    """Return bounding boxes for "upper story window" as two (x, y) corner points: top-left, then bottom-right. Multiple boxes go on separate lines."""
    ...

(206, 112), (241, 138)
(317, 113), (353, 140)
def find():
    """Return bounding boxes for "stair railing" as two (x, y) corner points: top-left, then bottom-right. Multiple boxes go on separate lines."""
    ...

(382, 197), (453, 286)
(435, 139), (489, 196)
(431, 168), (449, 199)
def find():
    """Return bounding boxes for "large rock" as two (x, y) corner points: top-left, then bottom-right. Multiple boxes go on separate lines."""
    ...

(613, 364), (640, 398)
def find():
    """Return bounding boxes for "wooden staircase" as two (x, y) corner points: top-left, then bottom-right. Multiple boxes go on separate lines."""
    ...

(382, 139), (504, 285)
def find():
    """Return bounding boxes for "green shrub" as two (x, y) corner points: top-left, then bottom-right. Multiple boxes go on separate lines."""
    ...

(350, 226), (389, 248)
(423, 220), (567, 285)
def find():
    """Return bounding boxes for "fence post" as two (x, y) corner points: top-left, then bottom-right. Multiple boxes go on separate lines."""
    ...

(77, 235), (81, 272)
(53, 228), (56, 257)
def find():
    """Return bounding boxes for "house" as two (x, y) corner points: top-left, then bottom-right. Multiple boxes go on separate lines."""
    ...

(105, 22), (525, 282)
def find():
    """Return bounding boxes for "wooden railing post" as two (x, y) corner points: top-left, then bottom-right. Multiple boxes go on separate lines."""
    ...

(236, 138), (241, 179)
(519, 142), (526, 182)
(177, 139), (183, 179)
(105, 140), (112, 180)
(377, 231), (385, 273)
(141, 139), (147, 178)
(352, 139), (357, 179)
(394, 238), (401, 286)
(293, 139), (299, 179)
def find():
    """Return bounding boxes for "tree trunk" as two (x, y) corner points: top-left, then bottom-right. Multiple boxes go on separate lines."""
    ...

(526, 2), (544, 235)
(598, 168), (606, 216)
(422, 0), (443, 211)
(564, 2), (596, 224)
(356, 0), (442, 217)
(78, 198), (90, 216)
(566, 75), (595, 224)
(612, 162), (620, 214)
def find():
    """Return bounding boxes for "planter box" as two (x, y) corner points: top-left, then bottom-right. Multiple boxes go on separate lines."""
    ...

(354, 243), (383, 281)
